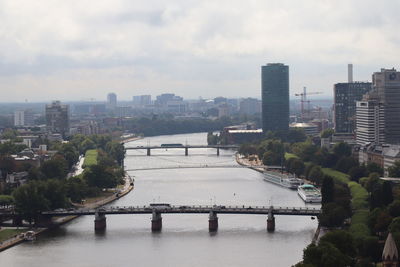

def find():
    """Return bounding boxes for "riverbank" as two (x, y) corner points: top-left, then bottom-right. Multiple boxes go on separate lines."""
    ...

(0, 173), (134, 253)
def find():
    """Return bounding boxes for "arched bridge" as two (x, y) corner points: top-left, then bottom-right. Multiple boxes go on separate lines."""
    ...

(41, 205), (321, 232)
(125, 145), (239, 156)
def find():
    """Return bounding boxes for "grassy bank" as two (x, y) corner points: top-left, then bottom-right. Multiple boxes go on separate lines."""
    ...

(83, 149), (98, 167)
(0, 229), (25, 243)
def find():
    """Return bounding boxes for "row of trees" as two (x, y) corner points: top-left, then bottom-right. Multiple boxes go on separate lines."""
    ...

(9, 134), (126, 224)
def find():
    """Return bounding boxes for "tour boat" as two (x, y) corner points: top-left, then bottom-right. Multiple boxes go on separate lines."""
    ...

(24, 231), (36, 241)
(263, 171), (303, 190)
(297, 184), (322, 203)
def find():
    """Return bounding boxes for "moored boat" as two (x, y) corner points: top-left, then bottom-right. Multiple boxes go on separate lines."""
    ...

(263, 171), (303, 189)
(24, 231), (36, 241)
(297, 184), (322, 203)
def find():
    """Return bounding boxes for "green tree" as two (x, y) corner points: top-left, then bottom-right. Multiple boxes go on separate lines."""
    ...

(321, 175), (334, 204)
(333, 142), (352, 158)
(388, 161), (400, 177)
(319, 230), (356, 257)
(43, 179), (68, 210)
(319, 202), (348, 227)
(382, 181), (394, 206)
(286, 128), (307, 143)
(287, 158), (305, 177)
(105, 141), (125, 166)
(0, 195), (14, 207)
(303, 242), (352, 267)
(349, 165), (367, 182)
(366, 162), (383, 176)
(320, 128), (334, 138)
(13, 181), (50, 223)
(335, 156), (358, 173)
(40, 155), (68, 179)
(84, 164), (117, 188)
(309, 166), (323, 185)
(388, 200), (400, 217)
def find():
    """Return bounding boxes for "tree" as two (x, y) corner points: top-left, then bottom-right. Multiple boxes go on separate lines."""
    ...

(320, 128), (334, 138)
(43, 179), (68, 210)
(388, 200), (400, 217)
(0, 195), (14, 207)
(287, 158), (305, 177)
(366, 162), (383, 176)
(13, 181), (50, 223)
(319, 230), (356, 257)
(309, 166), (323, 185)
(349, 165), (367, 182)
(105, 141), (125, 166)
(319, 202), (348, 227)
(335, 156), (358, 173)
(333, 142), (352, 158)
(388, 161), (400, 177)
(40, 155), (68, 179)
(303, 242), (352, 267)
(84, 164), (117, 188)
(286, 128), (307, 143)
(321, 175), (334, 204)
(382, 181), (394, 206)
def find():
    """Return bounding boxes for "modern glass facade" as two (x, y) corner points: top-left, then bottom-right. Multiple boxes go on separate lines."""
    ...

(261, 63), (289, 134)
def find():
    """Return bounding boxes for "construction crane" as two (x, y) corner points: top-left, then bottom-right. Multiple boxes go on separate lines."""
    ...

(294, 87), (322, 121)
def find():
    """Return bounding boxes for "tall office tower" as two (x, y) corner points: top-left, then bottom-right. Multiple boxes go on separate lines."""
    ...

(261, 63), (289, 134)
(46, 101), (70, 137)
(107, 93), (117, 110)
(373, 68), (400, 144)
(334, 82), (372, 133)
(356, 93), (385, 145)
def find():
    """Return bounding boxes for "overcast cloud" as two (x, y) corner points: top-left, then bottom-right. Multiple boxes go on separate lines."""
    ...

(0, 0), (399, 102)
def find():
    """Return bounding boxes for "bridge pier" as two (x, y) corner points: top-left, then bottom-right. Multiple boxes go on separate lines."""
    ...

(147, 148), (151, 156)
(208, 211), (218, 232)
(185, 147), (188, 156)
(151, 211), (162, 232)
(94, 211), (106, 231)
(217, 147), (220, 156)
(267, 209), (275, 232)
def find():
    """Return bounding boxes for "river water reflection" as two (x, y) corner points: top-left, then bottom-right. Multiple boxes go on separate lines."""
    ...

(0, 132), (318, 267)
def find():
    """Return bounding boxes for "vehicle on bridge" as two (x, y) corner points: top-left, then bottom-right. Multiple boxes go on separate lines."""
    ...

(150, 203), (171, 208)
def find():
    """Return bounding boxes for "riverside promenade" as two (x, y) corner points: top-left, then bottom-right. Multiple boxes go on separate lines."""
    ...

(0, 174), (134, 252)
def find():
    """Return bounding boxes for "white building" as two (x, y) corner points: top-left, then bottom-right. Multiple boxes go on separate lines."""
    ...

(14, 110), (34, 126)
(356, 98), (385, 145)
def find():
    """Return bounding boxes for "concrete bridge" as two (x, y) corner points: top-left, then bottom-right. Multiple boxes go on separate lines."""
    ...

(125, 145), (239, 156)
(125, 164), (271, 172)
(40, 205), (320, 232)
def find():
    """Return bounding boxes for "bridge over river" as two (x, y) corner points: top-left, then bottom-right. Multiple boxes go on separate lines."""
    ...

(126, 144), (239, 156)
(39, 205), (321, 233)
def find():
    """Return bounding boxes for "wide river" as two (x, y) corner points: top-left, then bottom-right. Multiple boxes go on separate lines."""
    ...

(1, 132), (318, 267)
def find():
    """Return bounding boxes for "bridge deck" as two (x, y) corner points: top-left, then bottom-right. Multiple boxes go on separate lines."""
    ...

(126, 145), (239, 150)
(41, 205), (321, 217)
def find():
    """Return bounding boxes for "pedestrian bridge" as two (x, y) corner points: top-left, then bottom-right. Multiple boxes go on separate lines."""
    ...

(41, 205), (321, 233)
(125, 145), (239, 156)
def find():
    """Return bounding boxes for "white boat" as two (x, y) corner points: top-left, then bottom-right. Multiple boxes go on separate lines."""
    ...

(297, 184), (322, 203)
(24, 231), (36, 241)
(263, 171), (303, 190)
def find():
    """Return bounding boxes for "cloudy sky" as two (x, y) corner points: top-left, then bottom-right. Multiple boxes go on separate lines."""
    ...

(1, 0), (399, 102)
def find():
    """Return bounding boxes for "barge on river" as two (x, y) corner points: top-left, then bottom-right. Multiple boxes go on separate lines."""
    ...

(263, 171), (303, 190)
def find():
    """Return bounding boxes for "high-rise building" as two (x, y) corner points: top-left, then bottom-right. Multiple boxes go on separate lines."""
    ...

(14, 109), (34, 126)
(261, 63), (289, 133)
(239, 98), (261, 115)
(334, 82), (372, 133)
(133, 95), (152, 106)
(46, 101), (70, 137)
(373, 68), (400, 144)
(356, 94), (385, 145)
(356, 68), (400, 145)
(334, 64), (372, 134)
(107, 93), (117, 110)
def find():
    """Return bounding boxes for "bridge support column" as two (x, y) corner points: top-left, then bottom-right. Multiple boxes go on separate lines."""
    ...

(185, 147), (188, 156)
(208, 211), (218, 232)
(12, 215), (23, 227)
(94, 212), (106, 231)
(147, 148), (151, 156)
(267, 210), (275, 232)
(217, 147), (220, 156)
(151, 211), (162, 232)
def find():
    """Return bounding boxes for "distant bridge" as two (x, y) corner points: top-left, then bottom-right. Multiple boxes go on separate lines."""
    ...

(39, 205), (320, 232)
(125, 165), (269, 171)
(125, 145), (239, 156)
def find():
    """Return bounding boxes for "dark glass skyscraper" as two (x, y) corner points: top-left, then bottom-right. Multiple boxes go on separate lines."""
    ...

(261, 63), (289, 134)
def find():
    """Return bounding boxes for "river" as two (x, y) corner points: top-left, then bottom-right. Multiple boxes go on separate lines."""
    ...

(0, 132), (318, 267)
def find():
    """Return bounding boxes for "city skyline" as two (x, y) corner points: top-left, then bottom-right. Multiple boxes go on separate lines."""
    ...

(1, 1), (400, 101)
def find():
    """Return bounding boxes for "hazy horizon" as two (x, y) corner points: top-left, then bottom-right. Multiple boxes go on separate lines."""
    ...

(1, 0), (398, 101)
